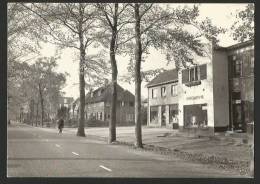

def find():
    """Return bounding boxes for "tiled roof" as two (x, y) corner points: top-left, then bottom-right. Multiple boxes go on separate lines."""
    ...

(147, 69), (178, 87)
(85, 83), (134, 104)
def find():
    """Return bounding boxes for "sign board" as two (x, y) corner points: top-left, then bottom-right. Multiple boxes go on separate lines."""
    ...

(202, 105), (207, 110)
(235, 100), (241, 104)
(186, 95), (204, 100)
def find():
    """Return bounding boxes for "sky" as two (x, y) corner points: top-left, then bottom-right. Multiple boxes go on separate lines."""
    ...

(37, 3), (249, 100)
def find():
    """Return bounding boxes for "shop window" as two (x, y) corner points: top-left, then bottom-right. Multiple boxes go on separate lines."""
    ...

(184, 104), (208, 128)
(169, 104), (178, 124)
(171, 84), (178, 96)
(161, 87), (166, 97)
(150, 106), (158, 124)
(152, 88), (158, 98)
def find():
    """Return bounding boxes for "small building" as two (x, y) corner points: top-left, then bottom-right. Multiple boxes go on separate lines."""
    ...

(85, 83), (135, 126)
(59, 97), (74, 109)
(146, 40), (254, 135)
(147, 69), (179, 128)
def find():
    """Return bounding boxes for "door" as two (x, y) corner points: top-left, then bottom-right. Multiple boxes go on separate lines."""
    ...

(161, 105), (166, 126)
(232, 102), (243, 130)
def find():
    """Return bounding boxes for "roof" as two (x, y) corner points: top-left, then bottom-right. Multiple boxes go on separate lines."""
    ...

(146, 69), (178, 88)
(85, 83), (135, 104)
(226, 39), (254, 50)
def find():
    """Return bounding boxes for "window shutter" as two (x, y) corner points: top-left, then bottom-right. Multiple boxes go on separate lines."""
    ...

(200, 64), (207, 80)
(182, 69), (189, 83)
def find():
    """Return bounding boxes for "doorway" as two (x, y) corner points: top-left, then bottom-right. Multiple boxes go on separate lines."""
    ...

(161, 105), (166, 126)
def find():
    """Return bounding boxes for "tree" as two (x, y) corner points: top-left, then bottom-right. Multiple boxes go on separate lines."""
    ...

(22, 3), (103, 136)
(21, 57), (67, 127)
(96, 3), (132, 143)
(7, 3), (41, 120)
(126, 4), (225, 148)
(231, 4), (254, 42)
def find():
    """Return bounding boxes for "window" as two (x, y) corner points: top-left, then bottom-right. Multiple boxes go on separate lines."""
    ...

(189, 66), (199, 82)
(250, 56), (254, 73)
(129, 101), (134, 107)
(98, 90), (101, 96)
(121, 101), (125, 107)
(161, 87), (166, 97)
(152, 88), (157, 98)
(184, 104), (208, 128)
(171, 84), (177, 96)
(100, 112), (102, 120)
(169, 104), (178, 124)
(150, 106), (158, 124)
(182, 64), (206, 84)
(127, 114), (134, 121)
(233, 58), (242, 77)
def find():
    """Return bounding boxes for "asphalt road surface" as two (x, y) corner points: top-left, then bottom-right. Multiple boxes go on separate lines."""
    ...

(7, 122), (242, 178)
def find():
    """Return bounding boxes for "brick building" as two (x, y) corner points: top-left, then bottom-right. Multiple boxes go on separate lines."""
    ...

(85, 83), (135, 126)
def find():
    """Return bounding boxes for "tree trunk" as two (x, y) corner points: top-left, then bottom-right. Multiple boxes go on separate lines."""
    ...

(108, 4), (118, 143)
(77, 4), (86, 137)
(38, 83), (44, 127)
(30, 99), (34, 126)
(134, 3), (143, 148)
(36, 101), (39, 127)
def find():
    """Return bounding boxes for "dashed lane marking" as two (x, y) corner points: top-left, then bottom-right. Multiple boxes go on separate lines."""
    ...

(99, 165), (112, 172)
(72, 152), (79, 156)
(55, 144), (61, 148)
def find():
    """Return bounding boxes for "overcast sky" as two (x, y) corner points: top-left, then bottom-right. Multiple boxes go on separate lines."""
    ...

(37, 3), (249, 100)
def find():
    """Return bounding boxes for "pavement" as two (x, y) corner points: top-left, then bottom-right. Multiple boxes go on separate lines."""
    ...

(7, 122), (245, 177)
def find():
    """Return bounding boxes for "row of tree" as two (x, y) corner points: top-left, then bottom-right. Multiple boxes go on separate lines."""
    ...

(8, 3), (254, 148)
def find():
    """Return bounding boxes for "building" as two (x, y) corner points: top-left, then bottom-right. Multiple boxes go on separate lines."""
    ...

(147, 69), (179, 128)
(227, 40), (254, 132)
(85, 83), (135, 126)
(147, 40), (254, 135)
(59, 97), (74, 109)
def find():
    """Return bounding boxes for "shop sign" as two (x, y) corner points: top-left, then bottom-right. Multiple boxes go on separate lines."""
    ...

(235, 99), (241, 104)
(202, 105), (207, 110)
(186, 95), (204, 100)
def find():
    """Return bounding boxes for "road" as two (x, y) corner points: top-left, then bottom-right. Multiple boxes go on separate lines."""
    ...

(7, 122), (242, 177)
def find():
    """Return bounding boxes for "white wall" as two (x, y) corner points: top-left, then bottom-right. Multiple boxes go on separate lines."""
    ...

(178, 43), (215, 128)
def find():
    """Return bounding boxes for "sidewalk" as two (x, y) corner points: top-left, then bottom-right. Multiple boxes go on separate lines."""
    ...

(33, 125), (252, 176)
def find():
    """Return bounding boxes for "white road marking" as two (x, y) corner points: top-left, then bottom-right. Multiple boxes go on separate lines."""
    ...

(99, 165), (112, 172)
(55, 144), (61, 148)
(72, 152), (79, 156)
